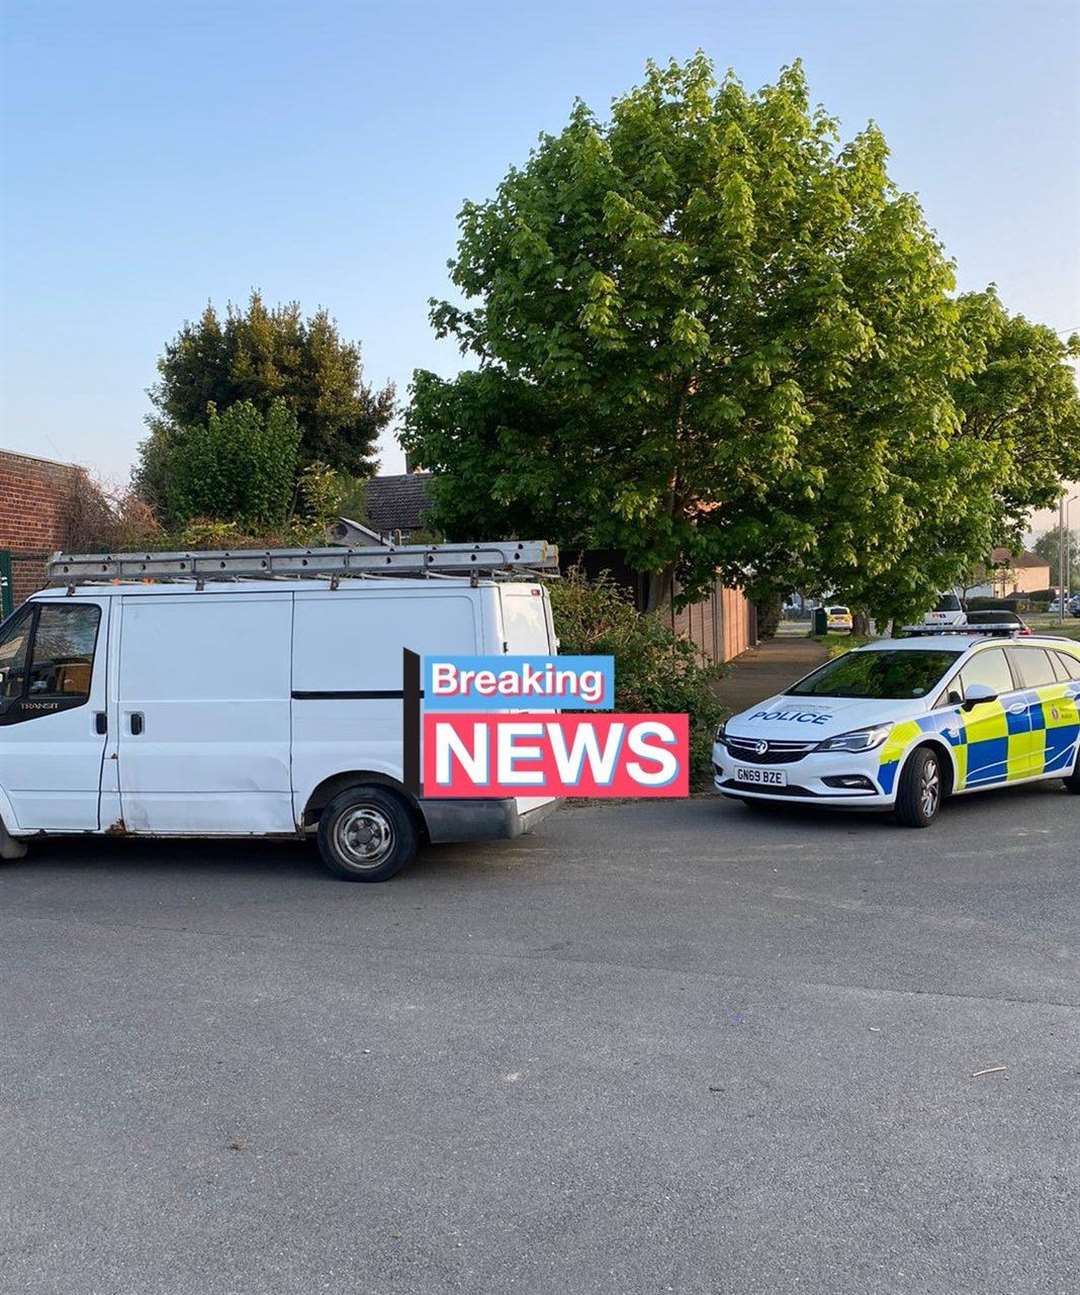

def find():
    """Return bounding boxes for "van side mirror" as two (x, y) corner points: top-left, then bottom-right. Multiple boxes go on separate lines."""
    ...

(962, 682), (997, 711)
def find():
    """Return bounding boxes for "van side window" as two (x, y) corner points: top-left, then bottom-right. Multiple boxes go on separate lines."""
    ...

(0, 607), (33, 700)
(26, 605), (101, 701)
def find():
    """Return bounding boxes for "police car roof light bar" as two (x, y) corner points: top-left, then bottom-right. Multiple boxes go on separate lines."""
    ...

(46, 540), (560, 586)
(902, 625), (1022, 638)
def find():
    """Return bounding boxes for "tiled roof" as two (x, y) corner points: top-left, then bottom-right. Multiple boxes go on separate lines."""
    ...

(363, 473), (434, 535)
(990, 547), (1049, 569)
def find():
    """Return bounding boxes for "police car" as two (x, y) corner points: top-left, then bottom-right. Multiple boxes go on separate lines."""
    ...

(713, 633), (1080, 827)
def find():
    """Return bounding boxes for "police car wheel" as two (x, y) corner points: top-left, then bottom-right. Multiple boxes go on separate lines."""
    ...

(317, 786), (418, 882)
(1063, 755), (1080, 794)
(895, 747), (942, 828)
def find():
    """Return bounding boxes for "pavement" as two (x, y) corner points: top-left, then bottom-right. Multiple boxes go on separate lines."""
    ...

(2, 780), (1078, 1294)
(713, 633), (829, 713)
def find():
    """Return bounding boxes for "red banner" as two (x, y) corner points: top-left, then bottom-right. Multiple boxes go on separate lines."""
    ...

(422, 712), (689, 798)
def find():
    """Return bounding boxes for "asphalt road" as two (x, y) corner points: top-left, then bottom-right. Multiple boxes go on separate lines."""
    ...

(2, 783), (1078, 1295)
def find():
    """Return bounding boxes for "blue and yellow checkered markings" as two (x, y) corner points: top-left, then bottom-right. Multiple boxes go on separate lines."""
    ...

(877, 719), (924, 796)
(1029, 684), (1080, 776)
(874, 681), (1080, 799)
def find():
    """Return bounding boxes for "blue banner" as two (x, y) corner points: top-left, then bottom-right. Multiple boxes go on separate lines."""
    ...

(423, 654), (615, 712)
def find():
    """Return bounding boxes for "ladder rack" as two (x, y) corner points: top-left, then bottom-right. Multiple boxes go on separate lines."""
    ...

(47, 540), (559, 586)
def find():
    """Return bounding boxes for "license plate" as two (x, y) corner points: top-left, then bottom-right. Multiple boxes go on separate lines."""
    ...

(734, 768), (787, 787)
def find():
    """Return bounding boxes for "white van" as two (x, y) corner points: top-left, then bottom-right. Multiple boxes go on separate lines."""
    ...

(0, 572), (560, 881)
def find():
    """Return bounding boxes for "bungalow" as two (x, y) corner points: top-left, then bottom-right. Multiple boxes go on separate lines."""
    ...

(966, 547), (1052, 599)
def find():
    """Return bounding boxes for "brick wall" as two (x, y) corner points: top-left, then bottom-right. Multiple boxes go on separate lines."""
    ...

(0, 450), (83, 607)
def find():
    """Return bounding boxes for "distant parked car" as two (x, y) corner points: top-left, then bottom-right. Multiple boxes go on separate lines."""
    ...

(826, 606), (853, 633)
(1070, 595), (1080, 617)
(917, 592), (967, 630)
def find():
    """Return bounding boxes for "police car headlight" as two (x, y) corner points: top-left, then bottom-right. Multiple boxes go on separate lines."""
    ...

(815, 724), (892, 753)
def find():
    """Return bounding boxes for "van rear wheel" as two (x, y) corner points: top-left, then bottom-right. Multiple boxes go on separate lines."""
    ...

(317, 786), (418, 882)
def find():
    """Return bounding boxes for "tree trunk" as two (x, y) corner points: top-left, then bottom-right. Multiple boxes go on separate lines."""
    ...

(755, 593), (783, 640)
(853, 611), (871, 636)
(644, 566), (675, 614)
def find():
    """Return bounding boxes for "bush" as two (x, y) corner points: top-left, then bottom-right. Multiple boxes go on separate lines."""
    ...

(548, 569), (724, 784)
(63, 474), (160, 553)
(168, 398), (301, 527)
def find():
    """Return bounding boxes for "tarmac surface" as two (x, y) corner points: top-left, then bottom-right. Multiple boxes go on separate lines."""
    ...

(2, 779), (1078, 1294)
(712, 631), (829, 712)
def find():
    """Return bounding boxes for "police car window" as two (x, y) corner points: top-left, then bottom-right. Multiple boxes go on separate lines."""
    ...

(1049, 651), (1072, 683)
(958, 648), (1013, 699)
(935, 594), (962, 612)
(1054, 651), (1080, 682)
(26, 605), (101, 701)
(789, 650), (961, 699)
(1009, 648), (1057, 690)
(0, 607), (33, 701)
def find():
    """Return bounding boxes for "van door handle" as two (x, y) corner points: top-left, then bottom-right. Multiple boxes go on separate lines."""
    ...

(95, 712), (107, 735)
(130, 712), (144, 736)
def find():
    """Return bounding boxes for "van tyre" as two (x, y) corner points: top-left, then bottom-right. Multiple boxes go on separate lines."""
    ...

(317, 786), (418, 882)
(894, 747), (942, 828)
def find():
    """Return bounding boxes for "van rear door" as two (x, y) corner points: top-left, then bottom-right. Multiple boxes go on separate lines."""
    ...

(496, 585), (559, 817)
(498, 585), (555, 654)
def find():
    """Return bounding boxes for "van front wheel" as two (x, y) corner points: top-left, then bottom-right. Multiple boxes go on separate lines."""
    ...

(317, 786), (418, 882)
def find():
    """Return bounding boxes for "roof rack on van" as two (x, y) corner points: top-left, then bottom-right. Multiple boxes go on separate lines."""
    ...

(46, 540), (560, 586)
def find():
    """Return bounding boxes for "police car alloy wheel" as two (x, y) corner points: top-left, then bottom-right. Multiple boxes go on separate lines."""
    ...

(894, 746), (942, 828)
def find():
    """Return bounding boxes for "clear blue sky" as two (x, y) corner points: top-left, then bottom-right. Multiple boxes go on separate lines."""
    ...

(2, 0), (1078, 522)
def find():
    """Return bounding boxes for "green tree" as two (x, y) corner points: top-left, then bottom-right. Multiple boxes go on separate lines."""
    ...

(404, 56), (1080, 625)
(169, 399), (301, 526)
(135, 291), (394, 512)
(1033, 527), (1080, 592)
(953, 292), (1080, 543)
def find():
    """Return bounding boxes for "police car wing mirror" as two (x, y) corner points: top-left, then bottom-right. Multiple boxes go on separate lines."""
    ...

(962, 682), (997, 711)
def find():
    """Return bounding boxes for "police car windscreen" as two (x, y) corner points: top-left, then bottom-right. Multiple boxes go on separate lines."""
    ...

(789, 650), (962, 699)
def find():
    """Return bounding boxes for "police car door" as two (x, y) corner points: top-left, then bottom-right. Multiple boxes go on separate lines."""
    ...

(952, 646), (1027, 789)
(1006, 646), (1073, 779)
